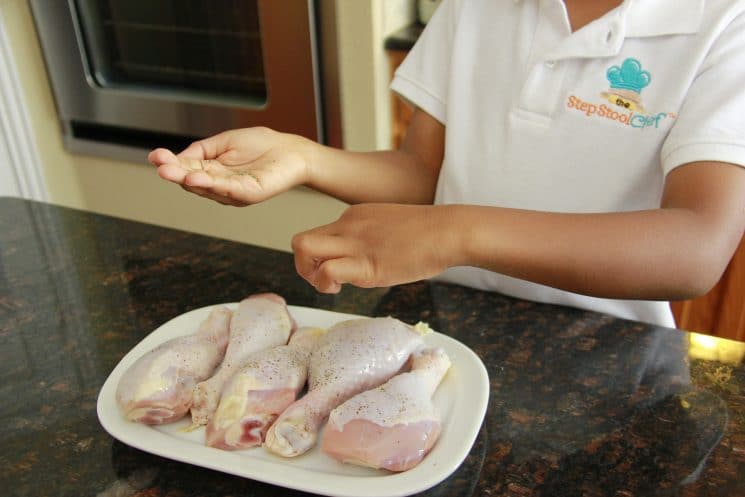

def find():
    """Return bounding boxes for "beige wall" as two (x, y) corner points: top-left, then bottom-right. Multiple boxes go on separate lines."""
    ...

(1, 0), (413, 251)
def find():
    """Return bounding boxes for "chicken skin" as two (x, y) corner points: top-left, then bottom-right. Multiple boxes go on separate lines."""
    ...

(264, 317), (428, 458)
(321, 347), (451, 471)
(190, 293), (294, 426)
(205, 326), (325, 450)
(115, 306), (232, 425)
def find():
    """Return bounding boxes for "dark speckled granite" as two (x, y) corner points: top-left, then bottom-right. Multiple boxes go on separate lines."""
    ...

(1, 197), (743, 497)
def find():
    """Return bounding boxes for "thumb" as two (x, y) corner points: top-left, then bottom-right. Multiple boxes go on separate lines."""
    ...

(177, 130), (236, 160)
(148, 148), (178, 166)
(313, 256), (374, 293)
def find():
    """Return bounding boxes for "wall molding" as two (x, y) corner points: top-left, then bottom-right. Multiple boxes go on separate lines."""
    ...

(0, 10), (48, 201)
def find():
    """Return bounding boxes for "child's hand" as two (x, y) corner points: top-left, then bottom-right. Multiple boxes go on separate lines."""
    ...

(291, 204), (460, 293)
(148, 127), (315, 206)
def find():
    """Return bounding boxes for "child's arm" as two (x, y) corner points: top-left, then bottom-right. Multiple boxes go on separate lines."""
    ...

(293, 160), (745, 301)
(148, 109), (444, 206)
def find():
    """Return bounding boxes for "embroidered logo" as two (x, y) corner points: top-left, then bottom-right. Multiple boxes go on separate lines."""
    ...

(566, 57), (676, 129)
(601, 58), (650, 112)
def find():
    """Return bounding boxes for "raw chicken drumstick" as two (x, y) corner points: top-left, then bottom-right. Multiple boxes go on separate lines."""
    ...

(190, 293), (294, 426)
(264, 317), (429, 457)
(206, 326), (326, 450)
(321, 347), (451, 471)
(116, 306), (232, 425)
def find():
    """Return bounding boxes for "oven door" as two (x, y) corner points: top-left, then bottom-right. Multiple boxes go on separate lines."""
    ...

(30, 0), (331, 160)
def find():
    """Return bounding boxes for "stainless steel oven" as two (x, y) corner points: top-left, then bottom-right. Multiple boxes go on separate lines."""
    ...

(30, 0), (341, 162)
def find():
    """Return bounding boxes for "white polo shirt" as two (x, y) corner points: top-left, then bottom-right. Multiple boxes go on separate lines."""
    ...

(390, 0), (745, 327)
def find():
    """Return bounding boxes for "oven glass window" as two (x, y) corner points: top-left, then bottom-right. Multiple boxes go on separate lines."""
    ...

(74, 0), (266, 104)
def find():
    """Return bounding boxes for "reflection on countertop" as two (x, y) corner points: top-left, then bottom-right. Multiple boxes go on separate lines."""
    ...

(0, 197), (743, 497)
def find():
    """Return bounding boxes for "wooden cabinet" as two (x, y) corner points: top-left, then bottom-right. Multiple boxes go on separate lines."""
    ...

(671, 237), (745, 341)
(385, 23), (423, 149)
(387, 47), (744, 342)
(388, 49), (414, 150)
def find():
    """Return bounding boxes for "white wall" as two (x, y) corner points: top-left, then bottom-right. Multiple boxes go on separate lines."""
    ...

(0, 8), (46, 200)
(0, 137), (19, 198)
(0, 10), (17, 198)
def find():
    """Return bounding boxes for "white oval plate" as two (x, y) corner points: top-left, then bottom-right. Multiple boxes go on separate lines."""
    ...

(97, 304), (489, 497)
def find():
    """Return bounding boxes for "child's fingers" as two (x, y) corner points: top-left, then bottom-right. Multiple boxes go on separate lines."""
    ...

(155, 155), (216, 181)
(292, 232), (356, 282)
(183, 170), (216, 188)
(180, 185), (248, 206)
(148, 148), (179, 166)
(171, 159), (264, 204)
(157, 163), (189, 183)
(177, 130), (236, 160)
(291, 230), (379, 293)
(181, 173), (255, 206)
(310, 268), (342, 293)
(314, 256), (373, 293)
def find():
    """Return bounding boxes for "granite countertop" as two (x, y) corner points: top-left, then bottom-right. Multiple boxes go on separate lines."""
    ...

(1, 197), (743, 497)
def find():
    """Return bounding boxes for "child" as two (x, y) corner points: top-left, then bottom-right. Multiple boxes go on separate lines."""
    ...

(149, 0), (745, 327)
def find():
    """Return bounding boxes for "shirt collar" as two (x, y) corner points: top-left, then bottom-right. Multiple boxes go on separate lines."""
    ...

(624, 0), (703, 37)
(534, 0), (704, 61)
(517, 0), (704, 37)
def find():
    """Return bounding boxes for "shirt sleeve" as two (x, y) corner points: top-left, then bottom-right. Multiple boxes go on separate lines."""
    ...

(389, 0), (461, 125)
(661, 11), (745, 175)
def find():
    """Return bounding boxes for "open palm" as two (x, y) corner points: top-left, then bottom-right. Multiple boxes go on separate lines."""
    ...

(148, 127), (312, 206)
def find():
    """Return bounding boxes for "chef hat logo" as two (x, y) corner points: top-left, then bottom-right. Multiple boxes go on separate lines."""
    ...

(606, 58), (651, 93)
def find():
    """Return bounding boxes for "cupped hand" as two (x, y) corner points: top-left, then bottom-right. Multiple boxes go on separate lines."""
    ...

(148, 127), (315, 206)
(291, 204), (461, 293)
